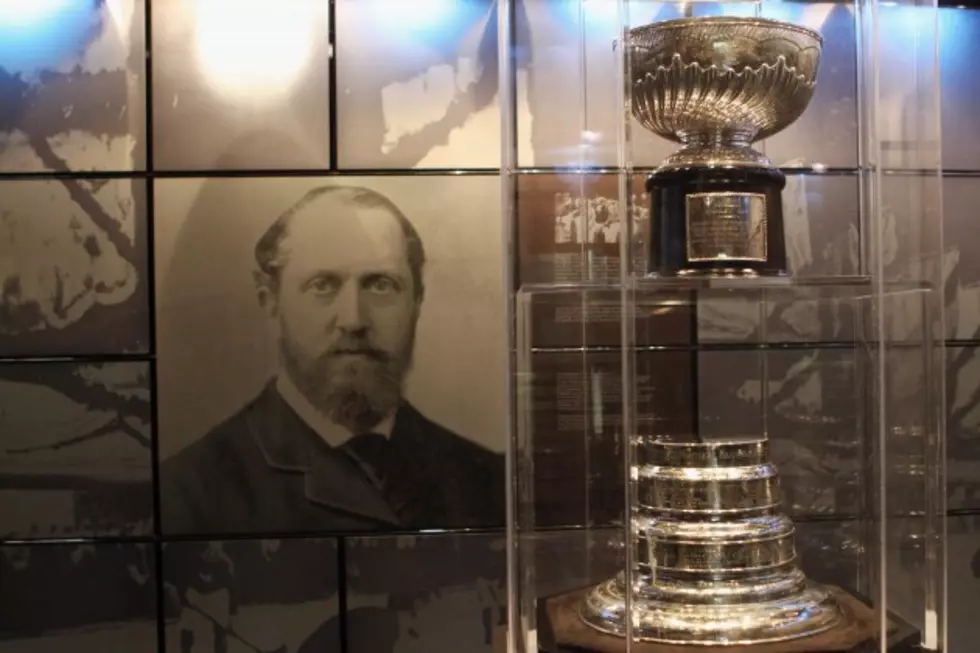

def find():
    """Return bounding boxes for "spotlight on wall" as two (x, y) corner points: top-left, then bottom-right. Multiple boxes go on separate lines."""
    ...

(194, 0), (316, 104)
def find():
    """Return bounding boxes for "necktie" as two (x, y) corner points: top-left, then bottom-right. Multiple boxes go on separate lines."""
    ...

(342, 433), (419, 519)
(342, 433), (393, 491)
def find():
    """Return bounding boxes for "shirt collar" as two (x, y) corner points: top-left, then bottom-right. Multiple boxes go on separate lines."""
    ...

(275, 372), (395, 448)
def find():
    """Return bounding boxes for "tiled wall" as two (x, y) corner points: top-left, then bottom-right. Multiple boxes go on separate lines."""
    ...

(0, 1), (978, 652)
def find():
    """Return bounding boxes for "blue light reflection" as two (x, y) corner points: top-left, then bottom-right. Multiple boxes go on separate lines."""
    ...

(367, 0), (488, 38)
(0, 0), (98, 76)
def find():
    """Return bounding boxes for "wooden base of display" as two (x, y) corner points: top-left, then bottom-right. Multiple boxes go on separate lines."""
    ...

(538, 585), (921, 653)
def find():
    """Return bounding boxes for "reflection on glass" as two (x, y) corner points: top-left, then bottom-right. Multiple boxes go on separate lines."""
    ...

(151, 0), (330, 170)
(346, 533), (506, 653)
(162, 539), (339, 653)
(335, 0), (500, 169)
(0, 0), (80, 28)
(944, 178), (980, 341)
(946, 347), (980, 512)
(0, 0), (144, 172)
(193, 0), (317, 105)
(366, 0), (465, 29)
(940, 7), (980, 170)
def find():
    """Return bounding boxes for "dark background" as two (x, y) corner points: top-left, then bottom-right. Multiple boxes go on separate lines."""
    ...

(0, 1), (978, 652)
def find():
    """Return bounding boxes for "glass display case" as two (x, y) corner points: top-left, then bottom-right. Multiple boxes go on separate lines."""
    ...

(502, 1), (946, 652)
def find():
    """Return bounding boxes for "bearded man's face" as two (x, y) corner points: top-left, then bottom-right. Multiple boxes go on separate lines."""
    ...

(261, 199), (420, 431)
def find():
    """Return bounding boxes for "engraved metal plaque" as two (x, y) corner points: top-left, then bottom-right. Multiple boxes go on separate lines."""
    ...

(685, 192), (768, 263)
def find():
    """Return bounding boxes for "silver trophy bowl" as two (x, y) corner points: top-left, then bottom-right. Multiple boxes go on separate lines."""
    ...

(628, 16), (822, 168)
(579, 438), (842, 646)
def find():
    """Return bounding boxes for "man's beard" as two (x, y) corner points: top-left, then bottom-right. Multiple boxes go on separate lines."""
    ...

(279, 326), (414, 433)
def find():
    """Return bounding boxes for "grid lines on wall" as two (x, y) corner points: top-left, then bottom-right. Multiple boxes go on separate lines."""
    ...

(0, 1), (979, 653)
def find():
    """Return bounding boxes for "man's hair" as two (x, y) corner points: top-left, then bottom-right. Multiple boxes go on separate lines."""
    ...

(254, 185), (426, 298)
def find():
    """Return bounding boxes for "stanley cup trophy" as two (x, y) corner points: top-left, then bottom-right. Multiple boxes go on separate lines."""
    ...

(571, 15), (854, 650)
(631, 16), (823, 279)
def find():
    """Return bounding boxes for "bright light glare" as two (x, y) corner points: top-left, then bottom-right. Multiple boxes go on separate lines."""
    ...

(0, 0), (71, 25)
(371, 0), (458, 29)
(194, 0), (315, 103)
(582, 0), (619, 21)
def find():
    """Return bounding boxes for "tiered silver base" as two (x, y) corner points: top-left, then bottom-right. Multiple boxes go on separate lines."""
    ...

(579, 439), (842, 646)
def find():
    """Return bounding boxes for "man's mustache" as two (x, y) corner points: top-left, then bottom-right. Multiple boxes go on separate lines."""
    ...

(325, 337), (390, 362)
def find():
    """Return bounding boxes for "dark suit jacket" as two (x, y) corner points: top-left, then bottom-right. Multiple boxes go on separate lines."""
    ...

(160, 382), (505, 534)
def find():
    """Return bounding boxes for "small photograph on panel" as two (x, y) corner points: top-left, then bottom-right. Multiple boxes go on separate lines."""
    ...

(946, 347), (980, 511)
(151, 0), (330, 171)
(335, 0), (501, 169)
(0, 361), (153, 538)
(155, 176), (506, 534)
(0, 178), (150, 356)
(0, 543), (156, 653)
(163, 538), (339, 653)
(515, 173), (692, 348)
(0, 0), (146, 172)
(346, 533), (506, 653)
(516, 174), (649, 286)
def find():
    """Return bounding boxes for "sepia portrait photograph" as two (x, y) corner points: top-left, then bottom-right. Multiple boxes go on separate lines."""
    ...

(154, 175), (507, 535)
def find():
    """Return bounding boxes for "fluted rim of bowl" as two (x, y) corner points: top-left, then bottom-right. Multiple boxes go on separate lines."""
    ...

(629, 15), (823, 47)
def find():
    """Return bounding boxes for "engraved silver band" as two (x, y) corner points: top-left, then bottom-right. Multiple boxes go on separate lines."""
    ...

(636, 437), (769, 467)
(581, 436), (842, 644)
(637, 467), (780, 513)
(641, 536), (797, 573)
(638, 568), (810, 605)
